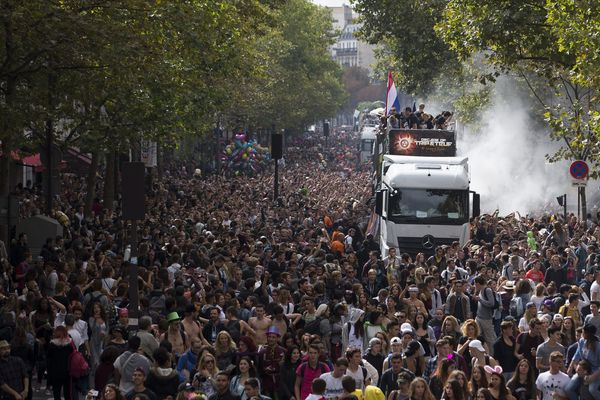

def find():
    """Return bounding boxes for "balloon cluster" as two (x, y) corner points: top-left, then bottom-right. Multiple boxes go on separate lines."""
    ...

(222, 132), (271, 175)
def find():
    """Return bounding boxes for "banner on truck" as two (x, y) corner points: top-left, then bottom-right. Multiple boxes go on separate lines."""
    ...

(388, 129), (456, 157)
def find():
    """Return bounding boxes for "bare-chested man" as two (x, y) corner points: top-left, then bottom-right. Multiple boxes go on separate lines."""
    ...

(248, 304), (271, 345)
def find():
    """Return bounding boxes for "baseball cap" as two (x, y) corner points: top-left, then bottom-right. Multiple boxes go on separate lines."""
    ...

(468, 339), (485, 352)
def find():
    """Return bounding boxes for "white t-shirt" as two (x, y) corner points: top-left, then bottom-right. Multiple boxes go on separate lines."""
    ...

(68, 328), (83, 349)
(535, 370), (570, 400)
(320, 372), (344, 400)
(345, 365), (367, 390)
(590, 281), (600, 301)
(518, 317), (530, 333)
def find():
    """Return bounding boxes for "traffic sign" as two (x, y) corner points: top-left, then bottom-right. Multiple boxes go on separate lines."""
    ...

(570, 160), (589, 179)
(572, 180), (588, 187)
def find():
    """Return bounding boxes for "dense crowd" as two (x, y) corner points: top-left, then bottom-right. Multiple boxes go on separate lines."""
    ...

(0, 128), (599, 400)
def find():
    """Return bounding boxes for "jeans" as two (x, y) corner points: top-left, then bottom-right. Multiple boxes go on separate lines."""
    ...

(565, 375), (600, 400)
(476, 317), (497, 356)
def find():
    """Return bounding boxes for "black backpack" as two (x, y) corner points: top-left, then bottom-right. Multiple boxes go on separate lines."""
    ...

(303, 317), (323, 335)
(298, 361), (329, 377)
(484, 287), (500, 310)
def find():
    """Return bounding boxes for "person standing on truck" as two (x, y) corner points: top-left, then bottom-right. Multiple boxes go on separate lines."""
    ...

(400, 107), (419, 129)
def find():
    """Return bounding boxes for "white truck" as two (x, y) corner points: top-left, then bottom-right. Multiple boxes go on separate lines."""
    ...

(374, 128), (480, 255)
(359, 125), (378, 164)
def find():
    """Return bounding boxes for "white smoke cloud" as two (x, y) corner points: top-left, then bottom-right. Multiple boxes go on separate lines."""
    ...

(456, 77), (585, 216)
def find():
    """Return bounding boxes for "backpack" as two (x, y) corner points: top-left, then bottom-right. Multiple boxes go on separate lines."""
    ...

(509, 296), (524, 318)
(299, 361), (329, 377)
(303, 317), (323, 335)
(68, 341), (90, 378)
(501, 264), (513, 280)
(484, 287), (500, 310)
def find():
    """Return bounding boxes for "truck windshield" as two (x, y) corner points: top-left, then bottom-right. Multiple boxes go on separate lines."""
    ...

(388, 189), (468, 225)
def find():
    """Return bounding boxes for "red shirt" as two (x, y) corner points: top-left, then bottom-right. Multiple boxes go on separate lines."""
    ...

(296, 361), (330, 400)
(525, 268), (544, 283)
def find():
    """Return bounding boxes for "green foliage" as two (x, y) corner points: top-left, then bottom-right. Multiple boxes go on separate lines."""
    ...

(352, 0), (462, 95)
(231, 0), (347, 131)
(1, 0), (346, 159)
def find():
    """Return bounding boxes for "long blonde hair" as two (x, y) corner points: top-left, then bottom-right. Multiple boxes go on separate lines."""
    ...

(214, 331), (236, 355)
(196, 353), (219, 375)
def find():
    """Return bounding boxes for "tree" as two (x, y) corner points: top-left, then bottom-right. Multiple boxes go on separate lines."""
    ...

(230, 0), (347, 132)
(436, 0), (599, 218)
(351, 0), (491, 124)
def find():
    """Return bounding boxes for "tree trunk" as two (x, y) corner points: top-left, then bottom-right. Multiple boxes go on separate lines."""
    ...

(581, 186), (587, 223)
(103, 150), (115, 211)
(84, 150), (99, 217)
(0, 142), (11, 196)
(156, 143), (163, 180)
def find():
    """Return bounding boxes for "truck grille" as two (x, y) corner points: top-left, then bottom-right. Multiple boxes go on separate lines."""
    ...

(396, 236), (457, 256)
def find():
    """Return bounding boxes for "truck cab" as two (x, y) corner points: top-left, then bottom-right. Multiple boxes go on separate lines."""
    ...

(374, 128), (479, 256)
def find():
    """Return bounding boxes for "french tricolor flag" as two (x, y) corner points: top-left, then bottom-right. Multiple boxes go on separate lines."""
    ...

(385, 71), (401, 116)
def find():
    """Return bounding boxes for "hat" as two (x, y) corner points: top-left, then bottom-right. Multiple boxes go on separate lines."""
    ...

(118, 308), (129, 317)
(553, 313), (564, 321)
(133, 367), (146, 376)
(502, 281), (515, 290)
(526, 302), (536, 309)
(468, 339), (486, 352)
(166, 312), (181, 322)
(408, 286), (419, 293)
(266, 326), (280, 336)
(178, 383), (194, 392)
(397, 371), (413, 385)
(400, 323), (414, 337)
(0, 340), (9, 348)
(390, 337), (402, 345)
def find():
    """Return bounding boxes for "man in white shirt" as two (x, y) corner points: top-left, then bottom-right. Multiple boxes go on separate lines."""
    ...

(64, 314), (83, 350)
(536, 351), (570, 400)
(320, 358), (347, 400)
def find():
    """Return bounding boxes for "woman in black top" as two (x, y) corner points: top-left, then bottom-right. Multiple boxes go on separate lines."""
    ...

(364, 337), (385, 378)
(492, 320), (517, 377)
(279, 346), (301, 400)
(506, 359), (536, 400)
(47, 326), (74, 400)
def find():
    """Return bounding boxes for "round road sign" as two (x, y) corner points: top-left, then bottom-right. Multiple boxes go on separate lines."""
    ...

(570, 160), (589, 180)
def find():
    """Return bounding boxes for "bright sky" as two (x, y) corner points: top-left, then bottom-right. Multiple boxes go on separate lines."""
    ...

(311, 0), (350, 7)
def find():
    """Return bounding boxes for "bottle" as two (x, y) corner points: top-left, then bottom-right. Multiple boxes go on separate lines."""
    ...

(124, 245), (131, 262)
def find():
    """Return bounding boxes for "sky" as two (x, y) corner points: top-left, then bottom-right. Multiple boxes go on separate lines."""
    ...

(311, 0), (349, 7)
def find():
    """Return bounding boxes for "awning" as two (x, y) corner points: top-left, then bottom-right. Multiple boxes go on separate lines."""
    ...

(22, 154), (42, 167)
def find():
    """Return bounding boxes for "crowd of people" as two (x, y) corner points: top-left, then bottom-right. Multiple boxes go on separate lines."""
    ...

(385, 104), (453, 130)
(0, 127), (599, 400)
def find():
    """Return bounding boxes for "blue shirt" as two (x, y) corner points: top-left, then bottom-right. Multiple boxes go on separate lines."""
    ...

(176, 349), (198, 380)
(573, 338), (600, 372)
